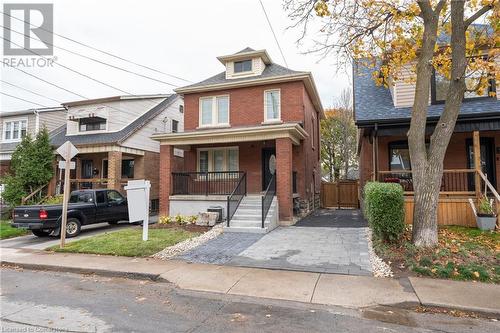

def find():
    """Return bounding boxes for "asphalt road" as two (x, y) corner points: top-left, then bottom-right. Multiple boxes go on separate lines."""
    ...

(1, 268), (499, 333)
(0, 222), (136, 251)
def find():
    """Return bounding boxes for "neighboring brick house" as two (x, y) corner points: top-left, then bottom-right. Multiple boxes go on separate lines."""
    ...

(355, 55), (499, 227)
(1, 107), (67, 178)
(49, 94), (184, 210)
(152, 48), (323, 232)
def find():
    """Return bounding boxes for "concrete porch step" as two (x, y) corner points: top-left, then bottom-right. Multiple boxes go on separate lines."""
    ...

(229, 220), (271, 228)
(223, 225), (272, 234)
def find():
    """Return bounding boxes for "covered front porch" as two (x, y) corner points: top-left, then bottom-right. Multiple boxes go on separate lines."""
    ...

(154, 123), (310, 228)
(49, 145), (160, 210)
(366, 129), (500, 227)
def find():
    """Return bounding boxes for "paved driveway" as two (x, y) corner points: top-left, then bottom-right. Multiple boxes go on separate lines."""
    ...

(178, 209), (372, 276)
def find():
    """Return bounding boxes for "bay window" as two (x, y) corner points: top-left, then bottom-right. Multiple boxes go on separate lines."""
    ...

(199, 96), (230, 127)
(264, 89), (281, 122)
(197, 147), (239, 173)
(3, 119), (27, 141)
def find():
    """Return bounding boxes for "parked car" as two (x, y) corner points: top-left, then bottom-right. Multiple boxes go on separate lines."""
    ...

(11, 189), (129, 237)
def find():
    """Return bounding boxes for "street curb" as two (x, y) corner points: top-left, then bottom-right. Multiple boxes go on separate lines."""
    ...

(1, 261), (167, 282)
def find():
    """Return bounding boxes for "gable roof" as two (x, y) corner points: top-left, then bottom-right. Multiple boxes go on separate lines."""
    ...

(51, 94), (179, 147)
(353, 61), (500, 125)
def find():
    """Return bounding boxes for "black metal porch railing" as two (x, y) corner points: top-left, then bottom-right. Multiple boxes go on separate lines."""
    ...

(261, 173), (276, 228)
(227, 172), (247, 226)
(172, 171), (245, 195)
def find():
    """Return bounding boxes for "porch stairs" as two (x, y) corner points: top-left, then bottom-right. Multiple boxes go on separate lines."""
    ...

(224, 195), (279, 234)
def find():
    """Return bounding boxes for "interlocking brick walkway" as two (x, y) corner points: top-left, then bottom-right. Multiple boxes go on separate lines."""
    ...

(177, 209), (372, 276)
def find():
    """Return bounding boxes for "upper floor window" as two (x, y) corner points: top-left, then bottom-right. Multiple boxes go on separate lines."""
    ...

(431, 60), (496, 104)
(172, 119), (179, 133)
(234, 60), (252, 73)
(264, 89), (281, 122)
(199, 96), (229, 127)
(3, 119), (27, 142)
(179, 105), (184, 113)
(79, 117), (106, 132)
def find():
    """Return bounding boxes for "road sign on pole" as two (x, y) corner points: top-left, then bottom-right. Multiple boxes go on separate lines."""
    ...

(56, 141), (78, 248)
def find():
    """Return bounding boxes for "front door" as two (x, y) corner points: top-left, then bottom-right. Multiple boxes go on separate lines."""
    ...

(81, 159), (93, 189)
(262, 148), (276, 191)
(466, 137), (496, 190)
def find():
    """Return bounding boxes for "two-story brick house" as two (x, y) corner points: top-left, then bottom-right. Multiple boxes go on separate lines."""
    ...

(152, 48), (323, 232)
(49, 94), (184, 210)
(355, 55), (499, 227)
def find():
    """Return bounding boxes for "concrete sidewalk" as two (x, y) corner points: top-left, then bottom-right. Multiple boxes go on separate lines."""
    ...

(1, 248), (499, 315)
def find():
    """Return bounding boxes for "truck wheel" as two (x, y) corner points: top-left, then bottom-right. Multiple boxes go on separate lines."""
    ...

(65, 218), (81, 238)
(32, 229), (51, 237)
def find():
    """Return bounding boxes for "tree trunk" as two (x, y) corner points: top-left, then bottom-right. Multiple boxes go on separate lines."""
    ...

(410, 0), (467, 247)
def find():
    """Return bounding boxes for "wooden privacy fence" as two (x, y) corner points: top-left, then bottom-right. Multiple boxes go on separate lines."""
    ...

(321, 181), (359, 209)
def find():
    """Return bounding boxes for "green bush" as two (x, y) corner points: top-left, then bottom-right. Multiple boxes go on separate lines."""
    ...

(364, 182), (405, 242)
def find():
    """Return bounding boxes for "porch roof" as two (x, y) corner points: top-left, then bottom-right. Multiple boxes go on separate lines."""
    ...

(151, 123), (308, 147)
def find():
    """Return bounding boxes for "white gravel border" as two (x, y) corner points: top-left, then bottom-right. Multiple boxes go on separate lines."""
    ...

(366, 228), (394, 277)
(152, 224), (223, 260)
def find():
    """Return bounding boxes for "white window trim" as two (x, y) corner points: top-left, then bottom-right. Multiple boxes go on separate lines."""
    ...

(198, 95), (230, 128)
(233, 59), (253, 75)
(171, 119), (179, 133)
(196, 147), (239, 173)
(2, 117), (28, 143)
(263, 89), (282, 124)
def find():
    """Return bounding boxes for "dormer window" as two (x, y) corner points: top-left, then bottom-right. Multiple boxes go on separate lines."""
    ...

(234, 60), (252, 73)
(79, 117), (107, 132)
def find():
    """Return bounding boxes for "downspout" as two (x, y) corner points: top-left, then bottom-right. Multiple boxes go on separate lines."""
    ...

(372, 123), (379, 181)
(34, 109), (40, 134)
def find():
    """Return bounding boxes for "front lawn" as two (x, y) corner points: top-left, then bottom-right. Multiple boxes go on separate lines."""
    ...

(373, 226), (499, 283)
(48, 227), (199, 257)
(0, 220), (29, 239)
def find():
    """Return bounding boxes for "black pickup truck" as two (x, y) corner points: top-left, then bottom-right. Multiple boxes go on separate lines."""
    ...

(12, 189), (129, 237)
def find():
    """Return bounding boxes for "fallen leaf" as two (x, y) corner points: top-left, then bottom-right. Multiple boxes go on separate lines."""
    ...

(473, 271), (480, 279)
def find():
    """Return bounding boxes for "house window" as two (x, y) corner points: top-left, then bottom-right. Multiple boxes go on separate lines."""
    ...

(172, 119), (179, 133)
(389, 142), (412, 171)
(179, 105), (184, 113)
(3, 119), (27, 141)
(197, 148), (239, 172)
(431, 59), (496, 104)
(79, 117), (106, 132)
(311, 114), (316, 149)
(121, 159), (134, 178)
(199, 96), (229, 127)
(264, 89), (281, 122)
(234, 60), (252, 73)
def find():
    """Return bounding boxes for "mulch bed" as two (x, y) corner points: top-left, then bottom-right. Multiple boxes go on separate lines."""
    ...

(151, 222), (211, 233)
(373, 226), (499, 283)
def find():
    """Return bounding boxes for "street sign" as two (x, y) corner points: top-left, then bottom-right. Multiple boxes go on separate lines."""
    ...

(56, 141), (78, 160)
(56, 141), (79, 248)
(58, 161), (75, 169)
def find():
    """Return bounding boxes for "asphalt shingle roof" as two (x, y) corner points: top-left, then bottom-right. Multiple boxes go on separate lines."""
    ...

(353, 61), (500, 124)
(179, 63), (307, 90)
(50, 94), (178, 147)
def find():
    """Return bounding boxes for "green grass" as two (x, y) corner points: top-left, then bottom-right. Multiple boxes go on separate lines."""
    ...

(48, 228), (199, 257)
(0, 220), (29, 239)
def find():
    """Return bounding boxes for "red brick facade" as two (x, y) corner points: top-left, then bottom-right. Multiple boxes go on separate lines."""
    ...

(159, 79), (321, 223)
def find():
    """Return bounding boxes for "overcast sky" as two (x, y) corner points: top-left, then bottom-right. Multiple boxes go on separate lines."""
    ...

(1, 0), (350, 112)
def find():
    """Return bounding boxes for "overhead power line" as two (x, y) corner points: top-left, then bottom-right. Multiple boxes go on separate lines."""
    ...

(1, 79), (63, 104)
(2, 37), (134, 95)
(10, 66), (87, 99)
(1, 91), (50, 108)
(258, 0), (289, 67)
(1, 10), (193, 83)
(2, 25), (179, 87)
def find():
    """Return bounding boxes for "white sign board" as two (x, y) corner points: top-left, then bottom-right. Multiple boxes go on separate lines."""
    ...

(124, 179), (151, 241)
(56, 141), (79, 160)
(58, 161), (76, 169)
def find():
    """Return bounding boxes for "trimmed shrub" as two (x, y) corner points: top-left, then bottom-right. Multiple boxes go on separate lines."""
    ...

(364, 182), (405, 242)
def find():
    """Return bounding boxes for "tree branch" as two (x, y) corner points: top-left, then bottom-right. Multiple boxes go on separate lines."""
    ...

(464, 4), (493, 27)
